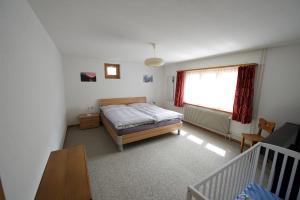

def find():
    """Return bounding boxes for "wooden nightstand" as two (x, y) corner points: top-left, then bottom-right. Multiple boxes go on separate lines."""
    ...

(79, 113), (100, 129)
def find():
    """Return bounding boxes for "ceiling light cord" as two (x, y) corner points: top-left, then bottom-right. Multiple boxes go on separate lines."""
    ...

(150, 42), (156, 57)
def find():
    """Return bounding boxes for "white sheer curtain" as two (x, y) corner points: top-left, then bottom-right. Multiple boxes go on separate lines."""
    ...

(184, 67), (238, 112)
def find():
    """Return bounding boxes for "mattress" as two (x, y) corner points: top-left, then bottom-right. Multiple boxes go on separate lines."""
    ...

(101, 112), (181, 136)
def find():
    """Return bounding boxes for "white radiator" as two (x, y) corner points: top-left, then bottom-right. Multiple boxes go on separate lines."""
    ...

(184, 105), (231, 135)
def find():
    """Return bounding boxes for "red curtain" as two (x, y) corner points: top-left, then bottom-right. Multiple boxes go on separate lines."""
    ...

(174, 71), (185, 107)
(232, 65), (256, 124)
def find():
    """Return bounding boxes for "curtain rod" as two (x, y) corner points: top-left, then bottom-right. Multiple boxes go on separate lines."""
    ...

(176, 63), (258, 72)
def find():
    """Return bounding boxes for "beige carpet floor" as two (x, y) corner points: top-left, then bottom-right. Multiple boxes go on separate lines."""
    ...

(64, 122), (240, 200)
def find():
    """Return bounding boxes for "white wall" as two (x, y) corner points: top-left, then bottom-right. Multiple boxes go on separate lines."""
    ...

(0, 0), (66, 199)
(258, 44), (300, 128)
(63, 56), (164, 125)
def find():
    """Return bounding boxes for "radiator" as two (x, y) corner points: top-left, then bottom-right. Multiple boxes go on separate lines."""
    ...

(184, 105), (231, 135)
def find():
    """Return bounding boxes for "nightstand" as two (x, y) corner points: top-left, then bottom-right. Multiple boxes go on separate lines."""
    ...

(79, 113), (100, 129)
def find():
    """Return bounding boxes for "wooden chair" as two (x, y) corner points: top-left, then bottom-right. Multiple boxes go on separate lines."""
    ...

(0, 178), (5, 200)
(240, 118), (276, 153)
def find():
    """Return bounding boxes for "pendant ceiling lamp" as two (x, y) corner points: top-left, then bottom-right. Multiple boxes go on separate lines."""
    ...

(144, 43), (165, 67)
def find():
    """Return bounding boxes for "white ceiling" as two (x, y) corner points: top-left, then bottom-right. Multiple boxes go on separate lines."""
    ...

(28, 0), (300, 63)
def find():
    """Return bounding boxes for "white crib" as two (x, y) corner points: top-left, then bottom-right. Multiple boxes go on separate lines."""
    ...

(187, 142), (300, 200)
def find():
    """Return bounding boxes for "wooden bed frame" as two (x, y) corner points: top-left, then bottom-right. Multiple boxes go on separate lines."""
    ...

(97, 97), (182, 151)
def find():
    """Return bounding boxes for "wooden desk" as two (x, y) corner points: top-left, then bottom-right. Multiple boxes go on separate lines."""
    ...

(35, 145), (92, 200)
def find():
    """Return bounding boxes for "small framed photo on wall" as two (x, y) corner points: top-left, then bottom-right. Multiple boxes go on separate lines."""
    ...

(80, 72), (96, 82)
(143, 75), (153, 83)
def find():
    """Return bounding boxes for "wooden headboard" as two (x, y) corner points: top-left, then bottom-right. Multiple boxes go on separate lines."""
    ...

(97, 97), (146, 106)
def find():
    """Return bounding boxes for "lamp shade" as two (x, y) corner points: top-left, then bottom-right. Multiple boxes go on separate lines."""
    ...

(144, 57), (165, 67)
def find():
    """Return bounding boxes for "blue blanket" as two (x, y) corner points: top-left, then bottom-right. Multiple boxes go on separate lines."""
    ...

(236, 183), (281, 200)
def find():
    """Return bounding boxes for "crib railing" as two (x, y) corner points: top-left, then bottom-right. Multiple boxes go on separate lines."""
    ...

(187, 142), (300, 200)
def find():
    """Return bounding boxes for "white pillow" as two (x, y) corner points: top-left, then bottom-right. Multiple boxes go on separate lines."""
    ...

(100, 104), (126, 111)
(128, 103), (149, 107)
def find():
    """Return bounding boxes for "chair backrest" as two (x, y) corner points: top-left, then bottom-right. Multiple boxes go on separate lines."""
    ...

(0, 178), (5, 200)
(258, 118), (276, 136)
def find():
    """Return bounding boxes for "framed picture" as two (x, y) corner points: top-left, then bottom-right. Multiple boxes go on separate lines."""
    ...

(104, 63), (120, 79)
(80, 72), (96, 82)
(143, 75), (153, 83)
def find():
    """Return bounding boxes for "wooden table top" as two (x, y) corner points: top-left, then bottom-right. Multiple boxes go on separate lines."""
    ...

(79, 113), (99, 119)
(35, 145), (91, 200)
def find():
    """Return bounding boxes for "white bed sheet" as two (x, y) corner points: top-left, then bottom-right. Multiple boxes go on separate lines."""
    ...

(101, 105), (155, 130)
(128, 103), (183, 122)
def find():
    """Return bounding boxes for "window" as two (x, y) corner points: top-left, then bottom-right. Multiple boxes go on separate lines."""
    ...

(104, 63), (120, 79)
(184, 67), (238, 112)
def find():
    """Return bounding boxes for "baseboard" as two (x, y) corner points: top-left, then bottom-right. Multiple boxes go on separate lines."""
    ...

(68, 124), (80, 127)
(61, 124), (80, 148)
(60, 125), (68, 149)
(182, 120), (249, 147)
(183, 120), (229, 138)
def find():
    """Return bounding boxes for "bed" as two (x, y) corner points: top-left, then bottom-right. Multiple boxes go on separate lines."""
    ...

(97, 97), (183, 151)
(187, 142), (300, 200)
